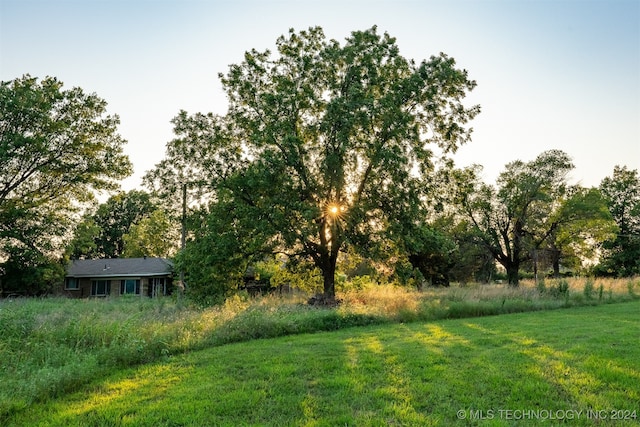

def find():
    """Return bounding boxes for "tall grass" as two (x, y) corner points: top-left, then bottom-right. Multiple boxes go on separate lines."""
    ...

(1, 277), (638, 421)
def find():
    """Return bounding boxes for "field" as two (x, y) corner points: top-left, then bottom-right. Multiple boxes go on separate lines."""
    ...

(2, 278), (639, 425)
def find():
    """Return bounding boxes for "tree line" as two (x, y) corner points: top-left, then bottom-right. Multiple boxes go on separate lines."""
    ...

(1, 27), (638, 301)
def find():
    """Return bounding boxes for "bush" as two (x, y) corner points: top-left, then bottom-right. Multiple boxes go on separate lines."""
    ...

(583, 278), (595, 300)
(548, 279), (570, 298)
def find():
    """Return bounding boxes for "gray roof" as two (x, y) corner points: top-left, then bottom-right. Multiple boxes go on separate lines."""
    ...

(67, 257), (173, 278)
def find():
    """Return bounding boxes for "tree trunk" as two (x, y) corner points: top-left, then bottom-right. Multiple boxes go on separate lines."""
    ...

(506, 262), (520, 286)
(552, 253), (561, 278)
(547, 245), (560, 278)
(321, 257), (336, 300)
(308, 251), (338, 306)
(508, 223), (523, 287)
(310, 216), (340, 305)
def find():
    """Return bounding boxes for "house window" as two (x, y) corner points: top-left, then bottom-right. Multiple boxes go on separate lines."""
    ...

(65, 277), (79, 290)
(150, 278), (168, 297)
(91, 280), (110, 296)
(120, 279), (140, 295)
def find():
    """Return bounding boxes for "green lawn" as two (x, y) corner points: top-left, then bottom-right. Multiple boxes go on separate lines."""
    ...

(7, 301), (639, 426)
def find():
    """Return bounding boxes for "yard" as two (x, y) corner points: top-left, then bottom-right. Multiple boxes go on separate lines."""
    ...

(2, 278), (639, 426)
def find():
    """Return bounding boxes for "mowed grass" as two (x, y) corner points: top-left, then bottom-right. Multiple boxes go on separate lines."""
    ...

(1, 277), (638, 422)
(6, 301), (640, 426)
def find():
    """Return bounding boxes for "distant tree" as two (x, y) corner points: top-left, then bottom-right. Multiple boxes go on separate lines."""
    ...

(544, 187), (617, 277)
(0, 246), (65, 296)
(444, 217), (497, 284)
(399, 167), (497, 286)
(65, 216), (101, 260)
(67, 190), (157, 259)
(459, 150), (574, 285)
(0, 75), (131, 289)
(146, 27), (480, 302)
(122, 209), (178, 258)
(402, 223), (456, 287)
(596, 166), (640, 276)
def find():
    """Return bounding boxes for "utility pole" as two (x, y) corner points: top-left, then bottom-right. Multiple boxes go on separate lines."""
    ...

(179, 182), (187, 296)
(181, 182), (187, 253)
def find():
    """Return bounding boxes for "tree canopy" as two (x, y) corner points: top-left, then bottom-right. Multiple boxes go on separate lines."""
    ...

(459, 150), (603, 285)
(0, 75), (131, 291)
(145, 26), (480, 301)
(66, 190), (158, 259)
(459, 151), (619, 284)
(0, 76), (131, 252)
(123, 209), (178, 258)
(545, 187), (617, 276)
(596, 165), (640, 276)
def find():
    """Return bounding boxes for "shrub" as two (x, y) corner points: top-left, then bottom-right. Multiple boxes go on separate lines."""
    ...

(548, 279), (570, 298)
(583, 278), (595, 300)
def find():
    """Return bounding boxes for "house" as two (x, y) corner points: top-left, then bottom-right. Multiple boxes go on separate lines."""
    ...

(63, 257), (173, 298)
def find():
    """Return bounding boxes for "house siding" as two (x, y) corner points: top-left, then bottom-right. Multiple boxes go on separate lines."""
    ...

(61, 277), (172, 298)
(62, 258), (173, 299)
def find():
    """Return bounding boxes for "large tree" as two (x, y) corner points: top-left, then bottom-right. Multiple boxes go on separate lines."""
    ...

(0, 75), (131, 288)
(460, 150), (575, 285)
(146, 27), (480, 301)
(596, 165), (640, 276)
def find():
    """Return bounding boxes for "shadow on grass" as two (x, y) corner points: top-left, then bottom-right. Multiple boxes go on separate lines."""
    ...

(7, 302), (640, 426)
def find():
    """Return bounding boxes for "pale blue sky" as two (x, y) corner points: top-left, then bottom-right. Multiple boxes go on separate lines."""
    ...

(1, 0), (638, 190)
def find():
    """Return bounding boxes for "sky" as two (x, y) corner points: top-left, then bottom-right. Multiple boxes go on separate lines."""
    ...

(1, 0), (639, 191)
